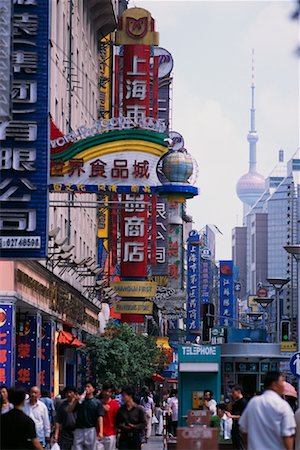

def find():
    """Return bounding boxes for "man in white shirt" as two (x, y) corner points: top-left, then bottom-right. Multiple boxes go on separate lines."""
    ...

(23, 386), (51, 447)
(168, 389), (178, 437)
(218, 404), (233, 440)
(204, 390), (217, 416)
(239, 371), (296, 450)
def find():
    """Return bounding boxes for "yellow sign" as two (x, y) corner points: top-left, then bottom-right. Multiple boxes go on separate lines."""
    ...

(248, 295), (259, 312)
(111, 281), (157, 298)
(113, 301), (153, 315)
(281, 342), (297, 352)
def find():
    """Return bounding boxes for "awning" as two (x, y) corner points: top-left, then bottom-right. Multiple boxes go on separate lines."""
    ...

(57, 331), (86, 347)
(152, 373), (165, 382)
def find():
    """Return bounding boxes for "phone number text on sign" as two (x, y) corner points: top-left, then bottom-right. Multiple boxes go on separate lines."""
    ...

(0, 236), (41, 249)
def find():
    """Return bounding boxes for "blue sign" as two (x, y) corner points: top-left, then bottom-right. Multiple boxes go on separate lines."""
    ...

(0, 304), (14, 386)
(15, 316), (38, 388)
(290, 352), (300, 378)
(200, 259), (211, 304)
(41, 321), (53, 391)
(220, 260), (234, 327)
(186, 230), (201, 341)
(0, 0), (50, 258)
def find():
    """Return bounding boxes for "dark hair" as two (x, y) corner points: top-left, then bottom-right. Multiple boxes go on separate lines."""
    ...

(122, 386), (135, 398)
(232, 384), (243, 394)
(217, 403), (227, 411)
(170, 389), (178, 397)
(263, 371), (282, 390)
(102, 383), (114, 392)
(8, 388), (26, 407)
(41, 390), (51, 398)
(204, 390), (213, 397)
(85, 380), (97, 390)
(64, 386), (77, 395)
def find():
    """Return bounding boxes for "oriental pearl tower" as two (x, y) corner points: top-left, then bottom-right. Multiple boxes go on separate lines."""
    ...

(236, 51), (265, 220)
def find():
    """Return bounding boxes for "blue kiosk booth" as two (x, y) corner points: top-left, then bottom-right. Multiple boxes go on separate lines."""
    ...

(178, 345), (221, 426)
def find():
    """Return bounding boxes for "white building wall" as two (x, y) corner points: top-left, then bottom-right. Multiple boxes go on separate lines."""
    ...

(47, 1), (101, 292)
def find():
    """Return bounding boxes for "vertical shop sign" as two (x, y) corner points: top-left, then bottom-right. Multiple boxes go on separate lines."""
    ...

(0, 0), (49, 258)
(187, 231), (201, 339)
(168, 202), (183, 290)
(122, 45), (150, 119)
(0, 304), (14, 386)
(15, 316), (37, 388)
(200, 259), (211, 304)
(220, 260), (234, 327)
(152, 197), (168, 276)
(120, 194), (148, 277)
(41, 321), (54, 392)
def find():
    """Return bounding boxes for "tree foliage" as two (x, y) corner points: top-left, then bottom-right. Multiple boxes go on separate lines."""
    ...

(80, 322), (164, 387)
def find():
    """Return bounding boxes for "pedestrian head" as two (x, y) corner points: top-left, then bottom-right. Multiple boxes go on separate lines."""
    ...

(41, 389), (51, 398)
(29, 386), (40, 403)
(263, 371), (285, 396)
(231, 384), (243, 401)
(0, 385), (9, 403)
(64, 386), (77, 402)
(84, 381), (96, 397)
(171, 389), (178, 397)
(122, 386), (135, 405)
(102, 383), (114, 399)
(8, 387), (26, 408)
(217, 403), (227, 418)
(204, 390), (213, 401)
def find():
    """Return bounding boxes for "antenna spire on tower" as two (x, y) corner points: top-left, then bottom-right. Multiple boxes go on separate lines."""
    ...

(250, 48), (256, 132)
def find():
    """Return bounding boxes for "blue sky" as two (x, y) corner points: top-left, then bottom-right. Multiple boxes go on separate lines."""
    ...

(129, 0), (299, 258)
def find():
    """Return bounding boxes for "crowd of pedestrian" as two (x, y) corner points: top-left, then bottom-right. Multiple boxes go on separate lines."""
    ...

(0, 382), (174, 450)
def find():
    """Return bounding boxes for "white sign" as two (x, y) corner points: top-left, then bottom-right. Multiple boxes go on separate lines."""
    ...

(153, 47), (174, 79)
(169, 131), (184, 151)
(0, 236), (41, 249)
(0, 0), (12, 120)
(50, 116), (166, 150)
(50, 151), (162, 187)
(182, 346), (217, 356)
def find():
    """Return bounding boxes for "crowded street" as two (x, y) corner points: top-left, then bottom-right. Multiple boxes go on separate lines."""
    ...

(0, 0), (300, 449)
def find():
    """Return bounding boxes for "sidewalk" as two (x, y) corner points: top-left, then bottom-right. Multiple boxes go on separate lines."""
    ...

(143, 435), (164, 450)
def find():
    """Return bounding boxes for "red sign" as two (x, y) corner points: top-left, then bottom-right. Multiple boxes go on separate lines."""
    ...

(120, 194), (148, 277)
(122, 45), (150, 120)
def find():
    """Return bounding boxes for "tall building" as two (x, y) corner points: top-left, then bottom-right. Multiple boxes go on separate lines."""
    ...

(236, 54), (265, 221)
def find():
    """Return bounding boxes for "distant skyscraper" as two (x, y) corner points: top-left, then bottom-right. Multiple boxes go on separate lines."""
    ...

(236, 51), (265, 220)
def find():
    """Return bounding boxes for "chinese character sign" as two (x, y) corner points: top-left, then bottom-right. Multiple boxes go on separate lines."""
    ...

(168, 202), (183, 290)
(120, 194), (148, 277)
(152, 198), (169, 276)
(0, 304), (14, 386)
(186, 230), (201, 340)
(15, 316), (38, 388)
(201, 259), (211, 305)
(0, 0), (49, 258)
(219, 260), (234, 327)
(123, 45), (150, 120)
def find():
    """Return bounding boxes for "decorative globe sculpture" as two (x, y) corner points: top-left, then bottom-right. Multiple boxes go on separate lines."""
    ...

(162, 149), (194, 183)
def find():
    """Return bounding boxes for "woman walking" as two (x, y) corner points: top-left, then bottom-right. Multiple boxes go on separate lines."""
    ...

(139, 387), (154, 442)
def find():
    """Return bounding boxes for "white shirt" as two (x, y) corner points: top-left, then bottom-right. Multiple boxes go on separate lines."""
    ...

(208, 399), (217, 416)
(220, 414), (233, 440)
(23, 399), (51, 442)
(169, 396), (178, 422)
(239, 390), (296, 450)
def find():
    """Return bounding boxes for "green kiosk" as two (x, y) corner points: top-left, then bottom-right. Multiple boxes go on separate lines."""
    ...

(178, 344), (221, 426)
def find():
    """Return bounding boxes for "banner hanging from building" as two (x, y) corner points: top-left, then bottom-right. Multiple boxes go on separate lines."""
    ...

(41, 321), (54, 392)
(168, 203), (183, 290)
(120, 194), (148, 277)
(0, 0), (12, 121)
(219, 260), (234, 327)
(15, 316), (38, 388)
(0, 304), (14, 386)
(152, 197), (169, 276)
(187, 230), (201, 340)
(200, 259), (211, 304)
(0, 0), (50, 258)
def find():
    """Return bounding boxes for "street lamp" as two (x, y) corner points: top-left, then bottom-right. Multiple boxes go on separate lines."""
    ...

(284, 245), (300, 401)
(267, 278), (289, 343)
(253, 297), (274, 339)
